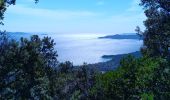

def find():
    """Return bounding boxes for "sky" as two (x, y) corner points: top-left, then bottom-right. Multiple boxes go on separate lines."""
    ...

(2, 0), (146, 34)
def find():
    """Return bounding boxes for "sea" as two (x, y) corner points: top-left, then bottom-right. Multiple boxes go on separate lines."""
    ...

(8, 32), (143, 65)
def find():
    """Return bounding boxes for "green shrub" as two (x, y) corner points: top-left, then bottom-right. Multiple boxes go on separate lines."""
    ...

(90, 55), (170, 99)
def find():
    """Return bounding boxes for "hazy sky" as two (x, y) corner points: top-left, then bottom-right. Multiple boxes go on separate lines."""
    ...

(3, 0), (146, 34)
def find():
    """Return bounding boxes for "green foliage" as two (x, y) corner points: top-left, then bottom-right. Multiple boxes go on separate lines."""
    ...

(0, 0), (38, 25)
(0, 34), (97, 99)
(71, 90), (81, 100)
(0, 34), (57, 99)
(1, 33), (169, 99)
(139, 0), (170, 58)
(141, 93), (154, 100)
(1, 0), (170, 99)
(59, 61), (73, 73)
(90, 55), (170, 99)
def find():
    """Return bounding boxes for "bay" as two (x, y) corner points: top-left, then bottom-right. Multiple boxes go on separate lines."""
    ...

(9, 32), (143, 65)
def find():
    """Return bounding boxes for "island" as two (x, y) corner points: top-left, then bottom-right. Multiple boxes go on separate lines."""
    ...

(99, 34), (142, 40)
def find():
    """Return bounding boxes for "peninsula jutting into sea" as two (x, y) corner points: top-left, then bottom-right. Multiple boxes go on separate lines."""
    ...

(2, 0), (169, 99)
(8, 32), (142, 68)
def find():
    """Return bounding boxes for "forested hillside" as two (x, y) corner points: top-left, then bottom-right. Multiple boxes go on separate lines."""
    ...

(0, 0), (170, 99)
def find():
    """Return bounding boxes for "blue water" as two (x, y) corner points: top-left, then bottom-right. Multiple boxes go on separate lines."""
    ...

(9, 32), (143, 65)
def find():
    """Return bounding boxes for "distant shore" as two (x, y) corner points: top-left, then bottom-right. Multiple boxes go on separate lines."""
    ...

(87, 51), (141, 71)
(98, 34), (142, 40)
(90, 34), (142, 71)
(102, 51), (141, 59)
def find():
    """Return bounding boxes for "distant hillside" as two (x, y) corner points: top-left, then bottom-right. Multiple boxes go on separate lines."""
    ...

(87, 51), (141, 71)
(102, 51), (141, 59)
(99, 34), (142, 40)
(6, 32), (49, 41)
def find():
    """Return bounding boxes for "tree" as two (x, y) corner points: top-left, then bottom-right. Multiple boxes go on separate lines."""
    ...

(89, 55), (170, 99)
(139, 0), (170, 58)
(0, 0), (38, 25)
(0, 35), (58, 99)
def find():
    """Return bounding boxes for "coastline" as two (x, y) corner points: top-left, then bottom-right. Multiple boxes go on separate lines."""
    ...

(86, 51), (141, 71)
(98, 34), (141, 40)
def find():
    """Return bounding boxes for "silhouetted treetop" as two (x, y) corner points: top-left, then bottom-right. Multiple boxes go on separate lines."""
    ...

(0, 0), (39, 25)
(140, 0), (170, 58)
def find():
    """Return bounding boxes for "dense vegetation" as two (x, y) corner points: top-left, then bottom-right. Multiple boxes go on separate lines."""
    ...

(139, 0), (170, 58)
(90, 56), (170, 99)
(0, 34), (98, 99)
(0, 0), (170, 99)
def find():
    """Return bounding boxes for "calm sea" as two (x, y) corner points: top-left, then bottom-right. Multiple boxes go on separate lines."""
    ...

(9, 33), (143, 65)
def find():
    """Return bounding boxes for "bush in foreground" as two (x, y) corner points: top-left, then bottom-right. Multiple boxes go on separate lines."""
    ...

(89, 56), (170, 99)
